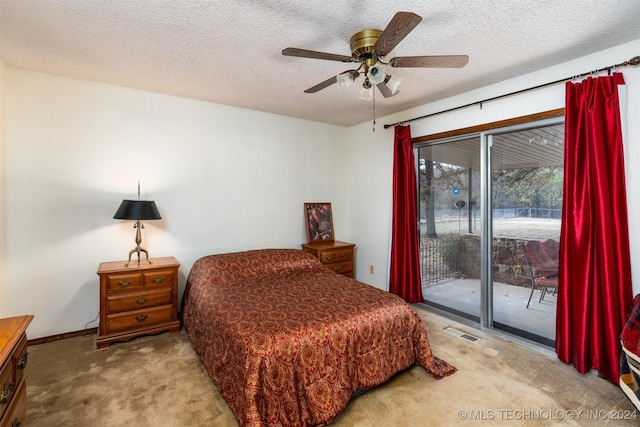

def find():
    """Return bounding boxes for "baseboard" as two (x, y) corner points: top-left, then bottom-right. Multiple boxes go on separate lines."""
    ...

(28, 328), (98, 346)
(27, 311), (184, 346)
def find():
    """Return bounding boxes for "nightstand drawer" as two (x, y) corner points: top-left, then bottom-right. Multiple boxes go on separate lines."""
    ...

(106, 288), (172, 313)
(143, 270), (174, 289)
(320, 249), (352, 264)
(327, 260), (352, 275)
(105, 305), (174, 333)
(105, 273), (142, 293)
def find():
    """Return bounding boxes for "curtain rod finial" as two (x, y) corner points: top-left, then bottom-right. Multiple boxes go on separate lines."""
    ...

(628, 56), (640, 66)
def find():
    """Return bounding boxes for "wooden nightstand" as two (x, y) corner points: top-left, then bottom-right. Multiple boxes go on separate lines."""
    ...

(96, 257), (180, 350)
(0, 315), (33, 427)
(301, 241), (356, 278)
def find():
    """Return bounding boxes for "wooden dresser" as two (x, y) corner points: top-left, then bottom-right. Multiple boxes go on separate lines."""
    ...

(0, 315), (33, 427)
(97, 257), (181, 350)
(301, 241), (356, 278)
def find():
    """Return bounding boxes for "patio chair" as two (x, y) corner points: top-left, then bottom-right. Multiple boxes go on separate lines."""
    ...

(539, 238), (559, 297)
(522, 240), (559, 308)
(540, 238), (560, 265)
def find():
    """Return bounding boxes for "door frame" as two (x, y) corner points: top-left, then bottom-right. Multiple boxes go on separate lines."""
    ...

(414, 109), (565, 342)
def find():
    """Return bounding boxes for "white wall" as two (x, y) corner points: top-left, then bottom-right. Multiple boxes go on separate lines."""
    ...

(0, 58), (7, 312)
(3, 69), (346, 338)
(344, 39), (640, 296)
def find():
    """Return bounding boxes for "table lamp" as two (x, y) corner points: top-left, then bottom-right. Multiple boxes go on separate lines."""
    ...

(113, 186), (162, 267)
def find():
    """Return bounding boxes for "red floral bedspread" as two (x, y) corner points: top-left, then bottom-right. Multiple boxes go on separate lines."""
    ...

(182, 249), (455, 427)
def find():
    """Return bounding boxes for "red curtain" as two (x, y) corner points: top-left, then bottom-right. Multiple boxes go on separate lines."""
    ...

(389, 125), (423, 303)
(556, 73), (633, 383)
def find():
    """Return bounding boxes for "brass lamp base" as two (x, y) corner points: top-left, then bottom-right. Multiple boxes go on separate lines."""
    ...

(124, 220), (154, 267)
(125, 247), (151, 267)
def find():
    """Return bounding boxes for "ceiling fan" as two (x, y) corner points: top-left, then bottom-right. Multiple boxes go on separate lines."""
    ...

(282, 11), (468, 99)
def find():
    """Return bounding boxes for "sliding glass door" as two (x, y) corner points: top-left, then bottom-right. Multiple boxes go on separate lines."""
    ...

(419, 135), (481, 322)
(419, 117), (564, 346)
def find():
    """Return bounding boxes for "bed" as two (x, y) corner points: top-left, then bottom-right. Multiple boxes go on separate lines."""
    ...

(182, 248), (455, 427)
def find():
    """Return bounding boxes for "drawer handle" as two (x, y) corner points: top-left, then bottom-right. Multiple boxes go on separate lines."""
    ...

(1, 379), (14, 404)
(153, 277), (165, 284)
(341, 253), (348, 258)
(136, 314), (148, 323)
(136, 297), (148, 305)
(326, 255), (334, 261)
(119, 280), (131, 288)
(12, 418), (21, 427)
(17, 350), (28, 370)
(334, 265), (342, 272)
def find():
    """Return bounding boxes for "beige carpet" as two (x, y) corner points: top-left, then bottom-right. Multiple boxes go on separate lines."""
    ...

(26, 308), (637, 426)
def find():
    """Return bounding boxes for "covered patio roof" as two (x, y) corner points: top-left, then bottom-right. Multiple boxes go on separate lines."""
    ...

(419, 123), (565, 170)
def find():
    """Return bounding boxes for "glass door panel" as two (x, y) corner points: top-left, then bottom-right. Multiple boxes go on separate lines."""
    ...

(419, 136), (481, 321)
(489, 123), (564, 346)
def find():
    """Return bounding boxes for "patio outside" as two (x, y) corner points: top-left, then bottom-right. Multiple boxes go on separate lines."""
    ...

(421, 215), (560, 343)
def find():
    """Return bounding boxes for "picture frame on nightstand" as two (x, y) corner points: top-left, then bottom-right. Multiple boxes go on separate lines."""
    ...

(304, 202), (334, 242)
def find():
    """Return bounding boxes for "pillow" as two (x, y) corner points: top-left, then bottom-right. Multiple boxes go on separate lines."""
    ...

(188, 248), (324, 286)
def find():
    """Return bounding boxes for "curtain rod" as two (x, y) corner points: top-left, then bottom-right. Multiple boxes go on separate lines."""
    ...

(383, 55), (640, 130)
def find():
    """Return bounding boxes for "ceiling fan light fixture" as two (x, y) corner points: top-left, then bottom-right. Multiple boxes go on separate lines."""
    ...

(359, 79), (373, 100)
(337, 70), (358, 89)
(336, 73), (353, 89)
(366, 64), (387, 85)
(384, 74), (402, 95)
(359, 86), (373, 101)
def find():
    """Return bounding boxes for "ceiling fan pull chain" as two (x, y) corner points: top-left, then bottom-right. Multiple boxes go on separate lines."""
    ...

(372, 86), (376, 132)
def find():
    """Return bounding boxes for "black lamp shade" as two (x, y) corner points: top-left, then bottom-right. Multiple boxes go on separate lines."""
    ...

(113, 200), (162, 220)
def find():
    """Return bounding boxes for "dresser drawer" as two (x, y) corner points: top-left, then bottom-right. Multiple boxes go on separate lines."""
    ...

(143, 270), (174, 289)
(106, 288), (172, 313)
(1, 379), (25, 427)
(0, 359), (13, 421)
(0, 316), (32, 426)
(105, 273), (142, 293)
(12, 336), (28, 387)
(105, 305), (174, 333)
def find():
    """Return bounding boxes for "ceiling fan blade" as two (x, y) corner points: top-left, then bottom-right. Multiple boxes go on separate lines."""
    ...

(390, 55), (469, 68)
(373, 11), (422, 56)
(304, 76), (338, 93)
(376, 82), (398, 98)
(282, 47), (354, 62)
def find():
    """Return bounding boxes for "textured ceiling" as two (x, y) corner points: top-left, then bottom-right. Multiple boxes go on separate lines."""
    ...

(1, 1), (639, 127)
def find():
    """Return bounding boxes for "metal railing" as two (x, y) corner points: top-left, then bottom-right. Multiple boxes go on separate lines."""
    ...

(420, 237), (463, 285)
